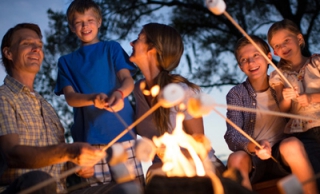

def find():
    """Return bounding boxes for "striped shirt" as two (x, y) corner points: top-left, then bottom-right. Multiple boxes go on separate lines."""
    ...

(0, 75), (66, 192)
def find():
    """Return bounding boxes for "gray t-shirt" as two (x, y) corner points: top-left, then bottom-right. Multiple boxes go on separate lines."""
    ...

(253, 88), (286, 146)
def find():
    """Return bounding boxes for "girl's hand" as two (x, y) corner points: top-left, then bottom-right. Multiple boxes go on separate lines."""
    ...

(296, 94), (312, 107)
(255, 140), (271, 160)
(93, 93), (108, 109)
(282, 87), (299, 101)
(105, 90), (124, 112)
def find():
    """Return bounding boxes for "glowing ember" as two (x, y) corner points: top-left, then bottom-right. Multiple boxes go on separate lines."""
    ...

(150, 85), (160, 97)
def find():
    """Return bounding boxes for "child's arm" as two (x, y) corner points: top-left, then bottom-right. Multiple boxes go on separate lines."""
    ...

(106, 69), (134, 112)
(273, 84), (294, 112)
(297, 93), (320, 107)
(63, 86), (108, 109)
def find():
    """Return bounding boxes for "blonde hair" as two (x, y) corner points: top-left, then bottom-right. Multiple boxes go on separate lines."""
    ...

(143, 23), (200, 135)
(66, 0), (102, 27)
(267, 19), (305, 70)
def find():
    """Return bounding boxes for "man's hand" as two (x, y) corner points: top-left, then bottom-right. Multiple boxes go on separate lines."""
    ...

(76, 166), (95, 178)
(68, 143), (106, 167)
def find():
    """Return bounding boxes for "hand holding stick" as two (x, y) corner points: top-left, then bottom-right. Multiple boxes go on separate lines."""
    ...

(206, 0), (294, 89)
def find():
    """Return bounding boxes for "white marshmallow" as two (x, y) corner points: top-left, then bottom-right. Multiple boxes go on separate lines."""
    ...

(206, 0), (226, 15)
(187, 93), (215, 118)
(277, 174), (303, 194)
(135, 137), (156, 162)
(160, 83), (185, 108)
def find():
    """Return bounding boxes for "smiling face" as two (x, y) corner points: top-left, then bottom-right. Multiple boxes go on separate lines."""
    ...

(70, 8), (101, 45)
(269, 29), (303, 63)
(3, 28), (44, 76)
(237, 44), (271, 81)
(129, 32), (151, 68)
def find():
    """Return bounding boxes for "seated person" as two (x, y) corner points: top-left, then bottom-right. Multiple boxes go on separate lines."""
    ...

(224, 35), (318, 194)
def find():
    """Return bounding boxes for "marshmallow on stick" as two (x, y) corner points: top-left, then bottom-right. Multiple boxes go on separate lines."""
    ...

(205, 0), (294, 89)
(102, 83), (185, 152)
(21, 83), (185, 194)
(187, 93), (316, 121)
(206, 0), (226, 15)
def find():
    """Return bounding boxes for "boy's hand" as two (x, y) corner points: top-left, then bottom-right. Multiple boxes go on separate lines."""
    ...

(105, 91), (124, 112)
(255, 140), (271, 160)
(93, 93), (108, 109)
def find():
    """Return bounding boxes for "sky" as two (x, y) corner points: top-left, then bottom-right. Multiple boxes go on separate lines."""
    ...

(0, 0), (233, 163)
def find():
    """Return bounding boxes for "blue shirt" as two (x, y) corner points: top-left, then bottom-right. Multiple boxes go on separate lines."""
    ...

(55, 41), (136, 144)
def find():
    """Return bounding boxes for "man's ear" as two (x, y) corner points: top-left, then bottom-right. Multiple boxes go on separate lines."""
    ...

(2, 47), (12, 61)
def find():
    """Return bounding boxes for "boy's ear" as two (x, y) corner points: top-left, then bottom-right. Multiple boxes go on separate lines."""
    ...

(238, 63), (244, 72)
(69, 24), (76, 33)
(267, 52), (272, 60)
(98, 18), (102, 28)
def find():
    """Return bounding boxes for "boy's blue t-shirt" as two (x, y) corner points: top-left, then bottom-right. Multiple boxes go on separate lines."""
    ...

(54, 41), (137, 144)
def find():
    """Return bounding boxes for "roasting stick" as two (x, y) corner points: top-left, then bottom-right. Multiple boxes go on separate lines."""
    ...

(19, 166), (82, 194)
(212, 108), (279, 163)
(101, 102), (162, 152)
(102, 83), (185, 151)
(216, 103), (316, 121)
(223, 12), (294, 89)
(109, 106), (136, 139)
(206, 0), (294, 89)
(19, 83), (185, 194)
(188, 93), (317, 164)
(188, 93), (317, 122)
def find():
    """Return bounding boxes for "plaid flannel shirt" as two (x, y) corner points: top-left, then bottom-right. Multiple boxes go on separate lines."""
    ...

(224, 78), (279, 152)
(0, 76), (66, 193)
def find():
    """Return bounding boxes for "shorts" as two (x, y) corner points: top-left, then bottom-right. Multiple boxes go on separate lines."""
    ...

(249, 141), (291, 184)
(88, 140), (145, 187)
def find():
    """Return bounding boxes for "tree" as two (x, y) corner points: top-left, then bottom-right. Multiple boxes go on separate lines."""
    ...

(36, 0), (320, 140)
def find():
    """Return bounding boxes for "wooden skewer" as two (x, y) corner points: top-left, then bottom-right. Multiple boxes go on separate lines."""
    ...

(223, 11), (294, 89)
(19, 101), (163, 194)
(215, 103), (316, 121)
(213, 108), (279, 163)
(102, 102), (162, 151)
(19, 166), (82, 194)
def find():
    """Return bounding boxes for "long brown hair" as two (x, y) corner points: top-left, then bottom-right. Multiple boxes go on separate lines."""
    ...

(267, 19), (305, 70)
(143, 23), (200, 135)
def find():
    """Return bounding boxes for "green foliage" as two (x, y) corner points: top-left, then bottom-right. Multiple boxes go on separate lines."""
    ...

(37, 0), (320, 141)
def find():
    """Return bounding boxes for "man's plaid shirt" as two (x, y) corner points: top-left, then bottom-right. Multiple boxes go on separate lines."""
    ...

(0, 75), (66, 192)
